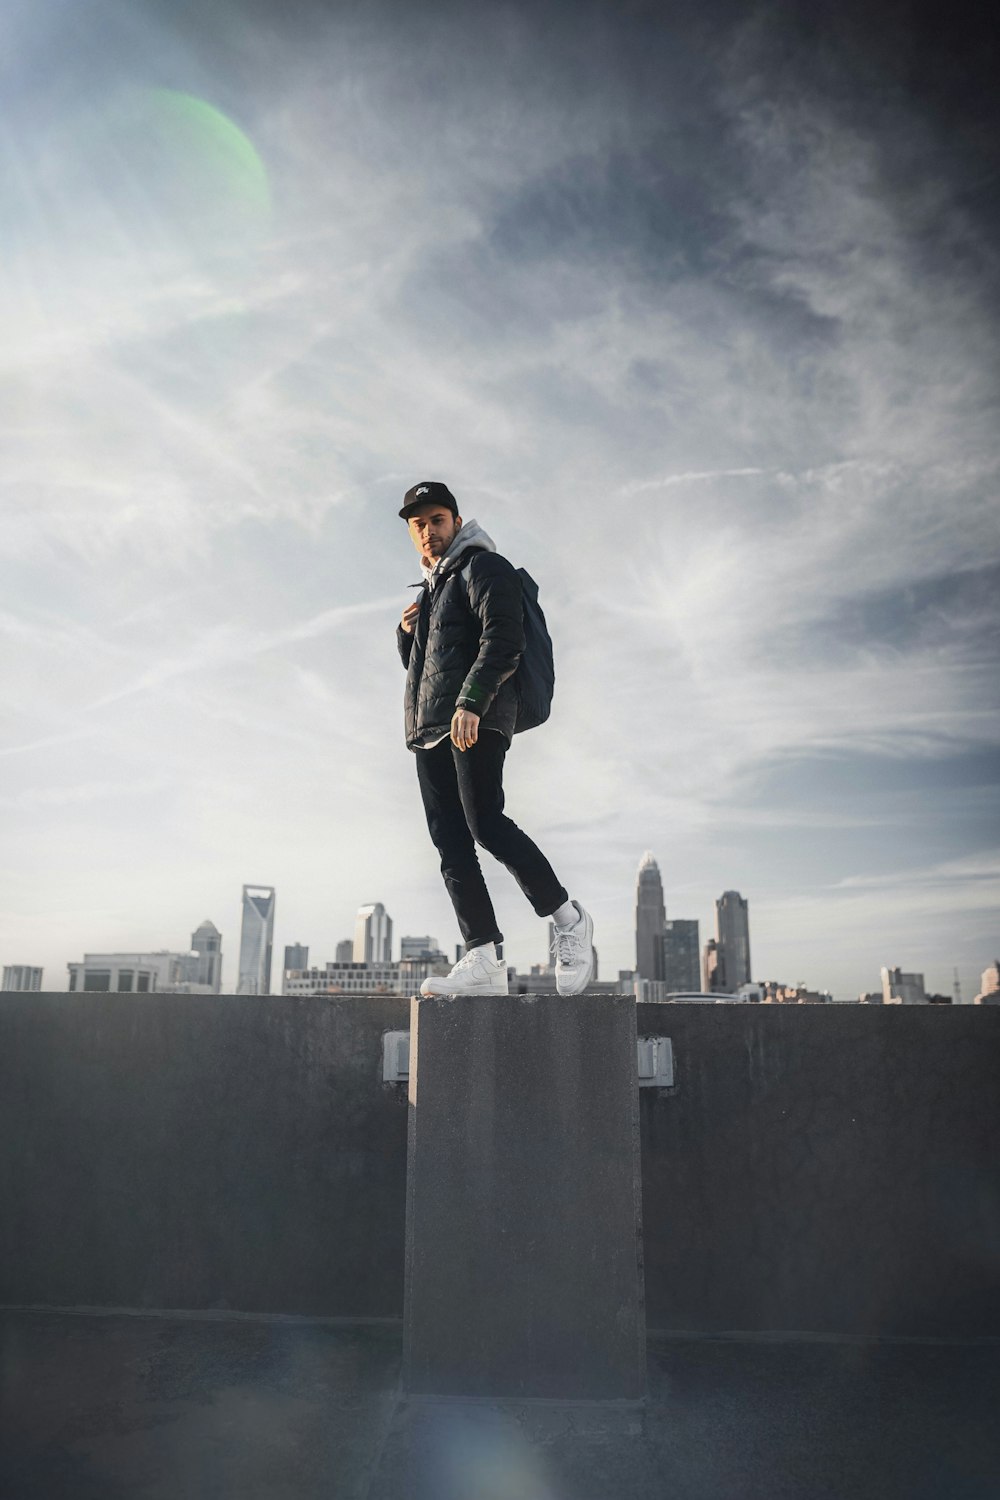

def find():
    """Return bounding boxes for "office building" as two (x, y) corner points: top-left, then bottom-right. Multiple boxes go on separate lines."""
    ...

(399, 936), (441, 961)
(634, 978), (671, 1001)
(703, 938), (722, 993)
(354, 903), (392, 964)
(881, 967), (926, 1005)
(284, 962), (403, 996)
(663, 919), (700, 993)
(284, 943), (309, 972)
(335, 939), (353, 964)
(236, 885), (275, 995)
(2, 965), (43, 991)
(190, 921), (223, 992)
(283, 954), (448, 995)
(398, 953), (451, 990)
(716, 891), (751, 993)
(67, 951), (217, 994)
(398, 937), (450, 987)
(635, 851), (666, 982)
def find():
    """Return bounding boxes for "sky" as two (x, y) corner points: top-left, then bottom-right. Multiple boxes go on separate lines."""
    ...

(2, 0), (998, 1001)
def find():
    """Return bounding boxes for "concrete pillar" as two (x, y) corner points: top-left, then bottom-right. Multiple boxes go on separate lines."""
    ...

(403, 993), (646, 1400)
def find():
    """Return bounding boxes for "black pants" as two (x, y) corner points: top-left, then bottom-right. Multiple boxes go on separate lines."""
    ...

(415, 730), (569, 951)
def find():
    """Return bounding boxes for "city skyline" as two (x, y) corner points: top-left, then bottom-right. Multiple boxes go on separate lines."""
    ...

(2, 2), (997, 1003)
(6, 862), (992, 1002)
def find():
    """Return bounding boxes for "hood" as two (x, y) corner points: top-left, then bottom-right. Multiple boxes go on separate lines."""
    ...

(421, 518), (497, 590)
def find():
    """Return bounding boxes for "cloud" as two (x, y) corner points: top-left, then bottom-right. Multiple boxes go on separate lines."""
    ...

(619, 468), (770, 495)
(83, 594), (401, 710)
(832, 853), (1000, 894)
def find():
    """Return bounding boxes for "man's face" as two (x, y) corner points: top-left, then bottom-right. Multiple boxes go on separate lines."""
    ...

(406, 504), (462, 563)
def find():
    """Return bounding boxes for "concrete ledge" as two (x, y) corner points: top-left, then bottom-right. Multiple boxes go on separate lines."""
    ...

(403, 994), (646, 1399)
(637, 1001), (1000, 1338)
(3, 996), (998, 1338)
(0, 991), (410, 1315)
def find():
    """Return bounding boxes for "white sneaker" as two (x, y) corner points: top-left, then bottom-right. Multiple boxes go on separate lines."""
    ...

(419, 944), (509, 997)
(551, 902), (595, 996)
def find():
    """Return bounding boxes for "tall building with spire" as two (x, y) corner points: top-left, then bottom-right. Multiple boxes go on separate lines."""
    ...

(635, 851), (666, 981)
(236, 886), (275, 995)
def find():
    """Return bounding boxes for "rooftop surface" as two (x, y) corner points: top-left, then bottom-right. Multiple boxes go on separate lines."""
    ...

(2, 1309), (998, 1500)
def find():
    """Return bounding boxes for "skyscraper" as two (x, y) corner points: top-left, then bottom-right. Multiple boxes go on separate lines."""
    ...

(635, 851), (666, 982)
(663, 919), (700, 992)
(236, 886), (275, 995)
(715, 890), (751, 993)
(284, 942), (309, 972)
(354, 903), (393, 964)
(190, 920), (222, 992)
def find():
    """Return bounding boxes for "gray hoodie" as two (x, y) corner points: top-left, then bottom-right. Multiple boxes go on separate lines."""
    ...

(421, 518), (496, 590)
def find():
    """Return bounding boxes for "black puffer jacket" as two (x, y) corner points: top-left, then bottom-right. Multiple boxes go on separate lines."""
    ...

(396, 541), (524, 751)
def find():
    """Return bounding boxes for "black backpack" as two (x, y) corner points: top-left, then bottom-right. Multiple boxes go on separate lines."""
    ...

(457, 555), (555, 733)
(511, 567), (555, 733)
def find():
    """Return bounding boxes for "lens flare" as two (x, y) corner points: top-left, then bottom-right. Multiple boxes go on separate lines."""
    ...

(142, 89), (272, 221)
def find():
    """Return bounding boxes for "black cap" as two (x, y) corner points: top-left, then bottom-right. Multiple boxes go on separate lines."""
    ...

(399, 481), (459, 520)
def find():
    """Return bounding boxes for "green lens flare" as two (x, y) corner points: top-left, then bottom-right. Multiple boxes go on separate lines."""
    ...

(143, 88), (272, 220)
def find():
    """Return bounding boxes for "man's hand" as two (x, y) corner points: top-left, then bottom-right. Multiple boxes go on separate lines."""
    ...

(451, 708), (480, 751)
(401, 600), (421, 634)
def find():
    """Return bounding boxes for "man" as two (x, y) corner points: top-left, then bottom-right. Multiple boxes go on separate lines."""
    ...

(396, 480), (594, 997)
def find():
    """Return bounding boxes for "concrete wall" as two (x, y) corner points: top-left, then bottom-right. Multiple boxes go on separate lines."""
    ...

(3, 995), (999, 1337)
(0, 992), (410, 1316)
(404, 994), (645, 1398)
(636, 1002), (1000, 1338)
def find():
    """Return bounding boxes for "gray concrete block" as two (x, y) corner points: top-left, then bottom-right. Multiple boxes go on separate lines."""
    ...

(403, 993), (646, 1399)
(636, 1002), (1000, 1338)
(0, 992), (410, 1316)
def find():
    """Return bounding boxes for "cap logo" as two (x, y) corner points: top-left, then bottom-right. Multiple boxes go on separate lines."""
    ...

(415, 486), (429, 496)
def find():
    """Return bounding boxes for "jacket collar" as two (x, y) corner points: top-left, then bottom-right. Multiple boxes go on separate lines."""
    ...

(421, 518), (497, 590)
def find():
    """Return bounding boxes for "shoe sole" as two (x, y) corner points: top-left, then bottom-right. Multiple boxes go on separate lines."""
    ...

(555, 910), (595, 996)
(419, 982), (510, 997)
